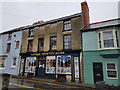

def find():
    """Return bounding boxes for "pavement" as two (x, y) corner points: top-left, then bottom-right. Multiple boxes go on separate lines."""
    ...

(11, 75), (96, 89)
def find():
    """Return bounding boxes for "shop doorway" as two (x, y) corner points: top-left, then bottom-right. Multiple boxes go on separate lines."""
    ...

(93, 62), (103, 84)
(37, 57), (46, 77)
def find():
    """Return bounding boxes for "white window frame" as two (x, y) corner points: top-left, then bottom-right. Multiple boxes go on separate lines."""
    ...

(97, 29), (119, 50)
(46, 56), (56, 74)
(56, 55), (71, 74)
(106, 62), (118, 79)
(11, 57), (17, 68)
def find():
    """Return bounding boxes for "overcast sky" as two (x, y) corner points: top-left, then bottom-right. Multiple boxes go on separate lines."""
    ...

(0, 0), (119, 32)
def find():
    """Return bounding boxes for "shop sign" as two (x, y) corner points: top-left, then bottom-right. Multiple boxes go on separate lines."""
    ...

(31, 52), (65, 56)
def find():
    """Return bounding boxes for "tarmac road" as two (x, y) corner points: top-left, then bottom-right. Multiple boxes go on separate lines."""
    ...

(8, 77), (91, 90)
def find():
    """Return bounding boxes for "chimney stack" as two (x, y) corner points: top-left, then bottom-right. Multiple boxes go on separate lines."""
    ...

(81, 1), (90, 27)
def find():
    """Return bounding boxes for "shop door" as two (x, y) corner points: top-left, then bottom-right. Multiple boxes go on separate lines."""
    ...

(93, 63), (103, 84)
(37, 57), (46, 77)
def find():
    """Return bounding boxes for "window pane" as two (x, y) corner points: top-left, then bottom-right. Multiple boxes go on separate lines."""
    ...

(46, 56), (56, 74)
(104, 39), (114, 48)
(29, 28), (34, 36)
(13, 58), (16, 66)
(64, 20), (71, 30)
(0, 58), (5, 68)
(38, 38), (44, 51)
(64, 35), (71, 49)
(6, 43), (11, 53)
(28, 40), (33, 52)
(107, 71), (117, 78)
(107, 63), (115, 69)
(50, 37), (57, 50)
(57, 56), (71, 74)
(103, 31), (113, 40)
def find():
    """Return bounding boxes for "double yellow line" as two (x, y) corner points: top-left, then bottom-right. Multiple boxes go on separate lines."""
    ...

(9, 83), (44, 90)
(11, 77), (80, 89)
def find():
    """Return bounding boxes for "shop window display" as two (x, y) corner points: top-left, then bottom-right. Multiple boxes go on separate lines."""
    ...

(57, 55), (71, 74)
(25, 57), (36, 73)
(46, 56), (56, 74)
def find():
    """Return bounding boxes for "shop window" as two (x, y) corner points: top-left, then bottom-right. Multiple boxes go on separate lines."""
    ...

(12, 57), (17, 67)
(46, 56), (56, 74)
(16, 41), (19, 49)
(50, 36), (57, 50)
(29, 28), (34, 37)
(63, 35), (71, 49)
(107, 63), (117, 78)
(25, 57), (36, 73)
(98, 30), (119, 49)
(64, 20), (71, 31)
(38, 38), (44, 51)
(0, 58), (5, 68)
(28, 40), (33, 52)
(57, 55), (71, 74)
(8, 33), (12, 40)
(6, 43), (11, 53)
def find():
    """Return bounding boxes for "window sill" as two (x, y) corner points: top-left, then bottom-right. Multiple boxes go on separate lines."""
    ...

(62, 29), (72, 32)
(107, 77), (118, 79)
(11, 66), (16, 69)
(0, 68), (5, 69)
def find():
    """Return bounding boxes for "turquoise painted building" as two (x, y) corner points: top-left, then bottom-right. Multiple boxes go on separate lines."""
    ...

(81, 18), (120, 86)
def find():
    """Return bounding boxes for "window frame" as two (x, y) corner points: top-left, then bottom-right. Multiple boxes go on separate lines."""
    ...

(6, 43), (11, 53)
(38, 38), (44, 51)
(11, 57), (17, 68)
(63, 34), (71, 50)
(27, 40), (33, 52)
(46, 56), (56, 74)
(56, 55), (71, 74)
(8, 33), (12, 40)
(97, 29), (119, 50)
(0, 57), (6, 69)
(16, 41), (20, 49)
(63, 20), (72, 31)
(29, 28), (34, 37)
(106, 62), (118, 79)
(50, 36), (57, 51)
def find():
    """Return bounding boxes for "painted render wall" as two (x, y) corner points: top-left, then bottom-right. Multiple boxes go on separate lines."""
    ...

(83, 51), (119, 85)
(82, 27), (120, 86)
(1, 31), (22, 75)
(21, 16), (83, 53)
(82, 31), (98, 51)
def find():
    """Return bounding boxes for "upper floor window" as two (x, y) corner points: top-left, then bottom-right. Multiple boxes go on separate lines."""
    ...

(50, 36), (57, 50)
(38, 38), (44, 51)
(64, 20), (71, 31)
(6, 43), (11, 53)
(106, 63), (117, 78)
(29, 28), (34, 37)
(16, 41), (20, 49)
(98, 30), (119, 49)
(28, 40), (33, 52)
(8, 33), (12, 40)
(63, 35), (71, 49)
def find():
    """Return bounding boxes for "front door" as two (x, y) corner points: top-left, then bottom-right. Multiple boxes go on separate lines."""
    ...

(93, 62), (103, 84)
(37, 57), (46, 77)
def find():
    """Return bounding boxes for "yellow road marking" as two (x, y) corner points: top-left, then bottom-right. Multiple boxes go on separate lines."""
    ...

(9, 83), (44, 90)
(11, 77), (80, 88)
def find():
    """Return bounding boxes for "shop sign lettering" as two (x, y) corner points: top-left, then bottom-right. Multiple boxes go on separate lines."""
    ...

(31, 52), (65, 56)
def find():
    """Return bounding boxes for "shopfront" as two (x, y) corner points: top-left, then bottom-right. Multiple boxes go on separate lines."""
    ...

(20, 50), (81, 82)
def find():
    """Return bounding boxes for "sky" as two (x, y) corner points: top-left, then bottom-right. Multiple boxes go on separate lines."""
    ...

(0, 0), (119, 32)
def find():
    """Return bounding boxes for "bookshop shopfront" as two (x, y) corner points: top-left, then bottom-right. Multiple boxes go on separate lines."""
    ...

(20, 50), (81, 82)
